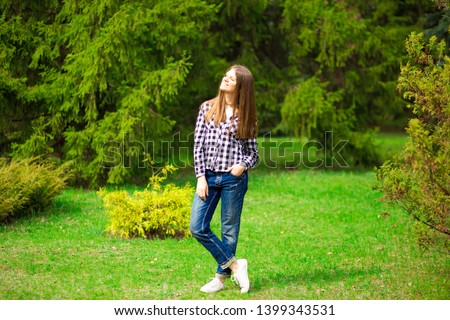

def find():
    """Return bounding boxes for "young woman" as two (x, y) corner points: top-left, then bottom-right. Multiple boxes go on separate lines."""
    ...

(190, 65), (259, 293)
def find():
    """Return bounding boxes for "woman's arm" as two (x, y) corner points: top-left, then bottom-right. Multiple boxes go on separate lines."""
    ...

(228, 138), (258, 176)
(241, 138), (259, 170)
(193, 104), (207, 178)
(194, 103), (209, 200)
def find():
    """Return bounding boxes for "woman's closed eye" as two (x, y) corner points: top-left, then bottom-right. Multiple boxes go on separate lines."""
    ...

(224, 74), (235, 81)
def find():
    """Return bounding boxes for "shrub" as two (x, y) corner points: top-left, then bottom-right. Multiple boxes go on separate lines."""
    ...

(375, 31), (450, 254)
(98, 161), (194, 239)
(0, 157), (71, 222)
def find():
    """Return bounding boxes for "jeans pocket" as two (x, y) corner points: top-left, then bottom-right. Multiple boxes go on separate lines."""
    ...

(229, 171), (246, 179)
(229, 172), (242, 178)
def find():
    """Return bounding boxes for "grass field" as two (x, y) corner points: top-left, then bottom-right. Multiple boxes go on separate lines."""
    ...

(1, 168), (448, 300)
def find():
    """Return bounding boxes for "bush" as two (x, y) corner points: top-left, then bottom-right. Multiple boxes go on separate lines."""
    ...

(0, 157), (71, 222)
(98, 162), (194, 239)
(375, 31), (450, 254)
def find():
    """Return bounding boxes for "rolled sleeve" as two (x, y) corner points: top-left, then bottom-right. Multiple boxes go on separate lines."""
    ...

(241, 138), (259, 169)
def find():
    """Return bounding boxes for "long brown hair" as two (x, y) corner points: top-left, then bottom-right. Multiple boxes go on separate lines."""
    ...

(205, 65), (257, 139)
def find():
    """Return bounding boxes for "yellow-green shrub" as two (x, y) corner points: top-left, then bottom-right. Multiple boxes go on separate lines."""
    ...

(0, 157), (71, 222)
(98, 164), (194, 239)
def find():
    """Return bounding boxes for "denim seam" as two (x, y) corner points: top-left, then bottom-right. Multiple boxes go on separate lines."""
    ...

(201, 191), (233, 265)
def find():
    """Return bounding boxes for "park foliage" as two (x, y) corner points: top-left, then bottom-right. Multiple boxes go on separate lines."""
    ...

(1, 0), (446, 185)
(376, 29), (450, 253)
(98, 156), (193, 239)
(0, 157), (71, 221)
(1, 0), (449, 252)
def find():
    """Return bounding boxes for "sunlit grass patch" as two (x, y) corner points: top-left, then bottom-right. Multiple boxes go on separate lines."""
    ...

(1, 170), (448, 300)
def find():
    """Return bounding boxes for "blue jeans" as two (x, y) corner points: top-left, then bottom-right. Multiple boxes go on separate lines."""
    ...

(190, 170), (248, 278)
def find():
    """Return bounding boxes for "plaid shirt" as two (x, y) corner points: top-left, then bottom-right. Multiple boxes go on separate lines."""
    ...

(194, 101), (259, 178)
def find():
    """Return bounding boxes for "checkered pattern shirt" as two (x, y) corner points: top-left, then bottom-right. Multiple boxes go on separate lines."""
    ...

(194, 101), (259, 178)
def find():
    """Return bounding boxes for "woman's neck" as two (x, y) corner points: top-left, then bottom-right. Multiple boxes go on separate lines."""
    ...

(224, 93), (234, 106)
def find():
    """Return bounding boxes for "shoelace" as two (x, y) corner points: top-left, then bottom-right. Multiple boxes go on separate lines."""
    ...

(230, 274), (240, 286)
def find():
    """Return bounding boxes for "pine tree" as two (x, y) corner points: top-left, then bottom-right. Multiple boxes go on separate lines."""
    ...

(278, 0), (434, 167)
(0, 0), (217, 185)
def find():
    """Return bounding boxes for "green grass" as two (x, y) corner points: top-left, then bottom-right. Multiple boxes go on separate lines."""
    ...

(1, 170), (448, 300)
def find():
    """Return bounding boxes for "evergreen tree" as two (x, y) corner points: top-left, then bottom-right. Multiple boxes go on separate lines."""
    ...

(1, 0), (444, 184)
(0, 0), (217, 185)
(279, 0), (434, 167)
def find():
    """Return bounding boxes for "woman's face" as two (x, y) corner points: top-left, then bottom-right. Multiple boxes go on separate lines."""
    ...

(219, 68), (237, 94)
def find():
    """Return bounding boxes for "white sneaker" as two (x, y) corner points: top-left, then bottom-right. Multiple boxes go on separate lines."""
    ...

(233, 259), (250, 293)
(200, 278), (224, 293)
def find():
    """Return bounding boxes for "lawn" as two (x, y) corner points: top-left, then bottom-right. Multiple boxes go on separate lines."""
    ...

(1, 169), (448, 300)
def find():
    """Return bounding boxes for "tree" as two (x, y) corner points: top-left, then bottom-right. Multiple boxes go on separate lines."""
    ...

(185, 0), (289, 133)
(376, 29), (450, 253)
(425, 0), (450, 48)
(278, 0), (434, 167)
(0, 0), (217, 185)
(1, 0), (444, 184)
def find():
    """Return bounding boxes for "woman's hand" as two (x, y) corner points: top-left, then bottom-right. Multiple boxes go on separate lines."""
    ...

(227, 163), (246, 177)
(196, 176), (208, 200)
